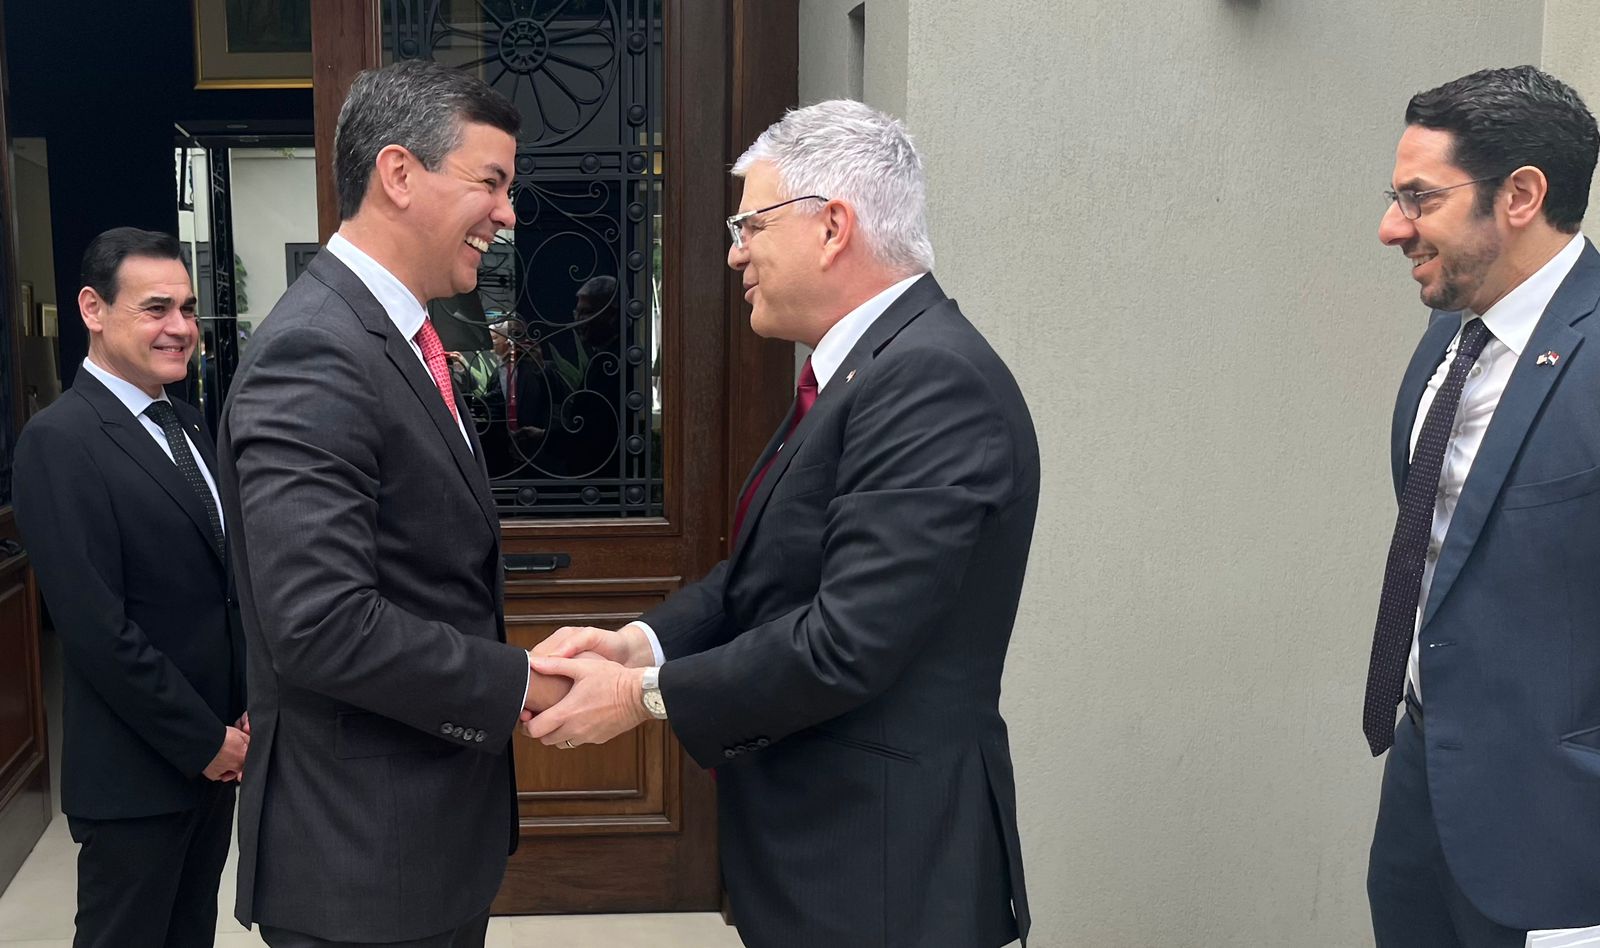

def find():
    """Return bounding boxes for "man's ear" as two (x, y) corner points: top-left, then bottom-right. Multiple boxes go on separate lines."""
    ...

(374, 144), (417, 210)
(1502, 165), (1549, 229)
(819, 199), (855, 269)
(78, 286), (107, 335)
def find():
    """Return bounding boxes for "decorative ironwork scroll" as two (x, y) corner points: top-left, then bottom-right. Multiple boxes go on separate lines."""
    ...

(386, 0), (664, 518)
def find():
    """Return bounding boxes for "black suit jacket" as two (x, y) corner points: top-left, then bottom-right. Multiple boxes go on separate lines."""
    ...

(14, 372), (244, 820)
(644, 275), (1037, 948)
(218, 250), (531, 942)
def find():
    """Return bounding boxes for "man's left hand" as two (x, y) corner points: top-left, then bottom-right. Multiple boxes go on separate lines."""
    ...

(522, 657), (650, 748)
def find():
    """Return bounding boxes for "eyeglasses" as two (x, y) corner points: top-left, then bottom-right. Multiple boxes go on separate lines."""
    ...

(1384, 176), (1503, 220)
(726, 195), (828, 249)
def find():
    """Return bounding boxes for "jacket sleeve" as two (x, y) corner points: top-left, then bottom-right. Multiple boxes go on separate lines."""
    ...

(658, 344), (1017, 767)
(13, 422), (227, 777)
(639, 558), (733, 660)
(224, 322), (530, 748)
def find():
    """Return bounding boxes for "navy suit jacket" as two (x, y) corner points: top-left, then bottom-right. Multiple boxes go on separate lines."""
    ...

(1390, 239), (1600, 929)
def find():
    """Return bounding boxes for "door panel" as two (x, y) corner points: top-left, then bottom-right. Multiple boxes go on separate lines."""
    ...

(0, 546), (47, 896)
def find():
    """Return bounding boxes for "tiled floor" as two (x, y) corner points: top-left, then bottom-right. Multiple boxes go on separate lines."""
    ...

(0, 633), (742, 948)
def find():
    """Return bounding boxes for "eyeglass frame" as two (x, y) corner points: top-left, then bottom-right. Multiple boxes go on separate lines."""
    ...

(1383, 175), (1506, 221)
(726, 195), (829, 249)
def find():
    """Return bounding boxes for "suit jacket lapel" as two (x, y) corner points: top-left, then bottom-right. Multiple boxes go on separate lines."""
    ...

(1422, 242), (1600, 626)
(308, 251), (499, 537)
(728, 274), (949, 563)
(75, 373), (223, 565)
(1392, 315), (1459, 498)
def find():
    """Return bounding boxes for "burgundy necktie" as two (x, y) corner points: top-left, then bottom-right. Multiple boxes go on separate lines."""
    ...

(732, 357), (819, 542)
(1362, 318), (1493, 755)
(414, 318), (460, 423)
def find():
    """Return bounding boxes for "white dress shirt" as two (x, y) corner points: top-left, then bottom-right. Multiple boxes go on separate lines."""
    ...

(325, 233), (471, 449)
(633, 272), (929, 668)
(80, 355), (224, 531)
(1405, 232), (1585, 703)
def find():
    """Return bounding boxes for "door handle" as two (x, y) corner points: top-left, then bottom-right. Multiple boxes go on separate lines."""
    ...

(503, 553), (571, 574)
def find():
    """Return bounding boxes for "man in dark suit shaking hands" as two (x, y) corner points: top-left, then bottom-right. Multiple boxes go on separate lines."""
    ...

(217, 60), (568, 947)
(1365, 66), (1600, 946)
(527, 100), (1039, 948)
(14, 227), (248, 947)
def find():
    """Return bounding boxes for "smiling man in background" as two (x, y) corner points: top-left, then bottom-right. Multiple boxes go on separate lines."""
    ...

(1365, 65), (1600, 946)
(14, 227), (247, 947)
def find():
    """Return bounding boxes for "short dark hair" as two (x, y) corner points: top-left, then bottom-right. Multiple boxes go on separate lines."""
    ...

(333, 59), (522, 221)
(1405, 66), (1599, 233)
(80, 227), (186, 303)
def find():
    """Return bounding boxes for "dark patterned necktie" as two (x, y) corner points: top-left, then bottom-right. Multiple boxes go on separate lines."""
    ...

(1362, 318), (1493, 755)
(144, 401), (226, 560)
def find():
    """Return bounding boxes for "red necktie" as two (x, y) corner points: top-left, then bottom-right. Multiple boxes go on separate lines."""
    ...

(732, 357), (818, 542)
(414, 319), (460, 423)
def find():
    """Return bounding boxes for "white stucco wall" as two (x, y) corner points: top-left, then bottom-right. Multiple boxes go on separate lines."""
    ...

(801, 2), (1545, 945)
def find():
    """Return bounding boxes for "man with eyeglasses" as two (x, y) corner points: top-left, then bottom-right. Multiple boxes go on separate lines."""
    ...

(1365, 65), (1600, 946)
(524, 99), (1038, 948)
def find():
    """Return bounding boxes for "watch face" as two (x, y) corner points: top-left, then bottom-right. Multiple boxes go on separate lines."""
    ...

(643, 690), (667, 717)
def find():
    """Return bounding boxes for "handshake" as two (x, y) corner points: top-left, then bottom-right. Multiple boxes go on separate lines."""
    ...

(517, 623), (659, 750)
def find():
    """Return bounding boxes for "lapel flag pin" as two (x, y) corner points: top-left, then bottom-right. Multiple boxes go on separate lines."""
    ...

(845, 369), (856, 383)
(1537, 350), (1561, 366)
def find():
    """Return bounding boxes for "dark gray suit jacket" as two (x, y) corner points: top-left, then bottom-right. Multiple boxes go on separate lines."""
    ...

(218, 250), (531, 942)
(644, 275), (1037, 948)
(1387, 240), (1600, 929)
(14, 374), (244, 819)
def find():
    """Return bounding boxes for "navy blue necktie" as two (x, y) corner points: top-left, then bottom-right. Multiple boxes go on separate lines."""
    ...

(1362, 318), (1493, 755)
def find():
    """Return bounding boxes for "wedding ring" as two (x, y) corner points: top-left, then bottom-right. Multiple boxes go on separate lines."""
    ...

(561, 740), (576, 749)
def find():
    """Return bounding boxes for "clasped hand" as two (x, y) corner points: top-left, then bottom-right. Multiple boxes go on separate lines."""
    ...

(517, 624), (655, 749)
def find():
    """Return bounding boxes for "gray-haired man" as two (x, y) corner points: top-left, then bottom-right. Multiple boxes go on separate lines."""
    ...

(528, 99), (1038, 948)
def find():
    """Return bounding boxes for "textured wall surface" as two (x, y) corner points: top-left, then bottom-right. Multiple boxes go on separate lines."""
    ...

(799, 2), (1544, 945)
(1545, 0), (1600, 221)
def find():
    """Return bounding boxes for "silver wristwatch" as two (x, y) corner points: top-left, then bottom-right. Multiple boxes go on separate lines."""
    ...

(640, 667), (668, 720)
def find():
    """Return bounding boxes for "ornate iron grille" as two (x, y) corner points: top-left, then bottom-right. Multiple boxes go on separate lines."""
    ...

(386, 0), (665, 519)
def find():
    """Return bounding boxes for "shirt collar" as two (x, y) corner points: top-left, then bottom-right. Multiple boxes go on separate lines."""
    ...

(810, 272), (926, 390)
(1472, 231), (1586, 357)
(80, 355), (169, 419)
(327, 232), (428, 343)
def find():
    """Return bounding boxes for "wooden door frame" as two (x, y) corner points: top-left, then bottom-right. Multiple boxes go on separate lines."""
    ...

(0, 0), (54, 896)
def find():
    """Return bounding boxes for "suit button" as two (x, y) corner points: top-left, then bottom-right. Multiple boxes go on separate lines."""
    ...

(475, 732), (486, 742)
(756, 738), (770, 748)
(453, 726), (465, 738)
(441, 723), (454, 735)
(462, 728), (476, 740)
(724, 748), (737, 759)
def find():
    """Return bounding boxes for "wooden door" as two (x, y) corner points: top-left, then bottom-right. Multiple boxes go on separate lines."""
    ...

(0, 0), (53, 896)
(310, 0), (797, 913)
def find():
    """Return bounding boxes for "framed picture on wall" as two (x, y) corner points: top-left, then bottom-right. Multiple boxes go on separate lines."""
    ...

(18, 281), (31, 336)
(192, 0), (312, 89)
(38, 303), (56, 338)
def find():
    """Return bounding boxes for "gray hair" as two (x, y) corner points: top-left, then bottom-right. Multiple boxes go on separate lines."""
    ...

(733, 99), (933, 274)
(333, 59), (521, 221)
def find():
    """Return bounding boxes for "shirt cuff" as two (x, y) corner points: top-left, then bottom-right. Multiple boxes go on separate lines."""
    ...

(631, 621), (666, 667)
(518, 652), (532, 722)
